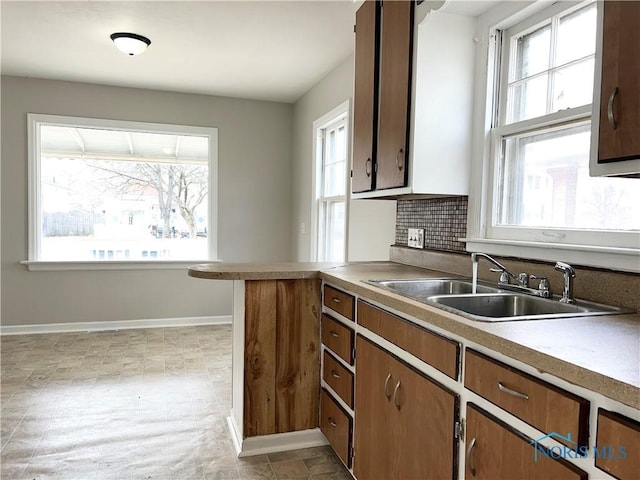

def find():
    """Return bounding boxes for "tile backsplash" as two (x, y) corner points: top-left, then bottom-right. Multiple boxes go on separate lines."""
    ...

(395, 197), (468, 252)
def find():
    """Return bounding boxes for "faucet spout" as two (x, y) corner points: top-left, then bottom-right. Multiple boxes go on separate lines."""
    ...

(555, 261), (576, 304)
(471, 253), (517, 282)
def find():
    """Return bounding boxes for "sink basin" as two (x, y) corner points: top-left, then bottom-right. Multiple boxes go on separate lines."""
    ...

(365, 278), (499, 298)
(364, 278), (632, 322)
(429, 293), (631, 322)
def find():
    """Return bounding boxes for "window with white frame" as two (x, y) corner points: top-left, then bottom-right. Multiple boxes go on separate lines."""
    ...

(314, 109), (348, 262)
(28, 114), (218, 263)
(481, 1), (639, 258)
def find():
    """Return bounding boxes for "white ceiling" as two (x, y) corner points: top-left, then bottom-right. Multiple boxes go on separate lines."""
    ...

(1, 1), (356, 103)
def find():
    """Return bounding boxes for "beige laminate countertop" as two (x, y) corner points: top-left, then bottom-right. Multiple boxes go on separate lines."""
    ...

(188, 261), (640, 410)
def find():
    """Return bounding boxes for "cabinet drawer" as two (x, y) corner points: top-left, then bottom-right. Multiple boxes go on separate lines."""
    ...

(323, 350), (354, 408)
(357, 300), (459, 380)
(323, 285), (355, 320)
(320, 389), (352, 468)
(321, 314), (354, 365)
(465, 349), (589, 448)
(596, 409), (640, 480)
(465, 403), (587, 480)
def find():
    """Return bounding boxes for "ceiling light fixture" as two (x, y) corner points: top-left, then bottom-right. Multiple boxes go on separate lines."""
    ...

(110, 32), (151, 56)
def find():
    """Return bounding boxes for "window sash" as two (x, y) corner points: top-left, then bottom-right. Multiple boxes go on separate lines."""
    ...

(27, 114), (218, 262)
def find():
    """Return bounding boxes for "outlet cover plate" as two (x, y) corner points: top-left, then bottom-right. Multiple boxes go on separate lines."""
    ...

(408, 228), (425, 249)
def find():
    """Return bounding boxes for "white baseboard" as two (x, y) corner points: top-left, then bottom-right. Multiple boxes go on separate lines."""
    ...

(0, 315), (232, 335)
(226, 419), (328, 458)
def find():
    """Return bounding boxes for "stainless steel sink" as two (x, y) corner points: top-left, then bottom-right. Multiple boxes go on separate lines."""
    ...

(364, 278), (633, 322)
(365, 278), (499, 298)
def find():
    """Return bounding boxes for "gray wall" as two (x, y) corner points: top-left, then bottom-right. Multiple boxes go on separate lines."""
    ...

(1, 76), (293, 326)
(291, 54), (396, 262)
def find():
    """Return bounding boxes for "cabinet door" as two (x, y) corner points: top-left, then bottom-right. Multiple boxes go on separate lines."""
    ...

(353, 336), (395, 479)
(354, 336), (458, 480)
(352, 0), (378, 193)
(376, 0), (413, 190)
(597, 1), (640, 163)
(465, 404), (587, 480)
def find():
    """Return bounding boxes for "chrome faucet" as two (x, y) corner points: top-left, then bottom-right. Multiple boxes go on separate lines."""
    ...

(471, 253), (517, 284)
(471, 253), (551, 298)
(555, 261), (576, 304)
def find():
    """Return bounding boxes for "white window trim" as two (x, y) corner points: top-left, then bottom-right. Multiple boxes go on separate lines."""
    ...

(24, 113), (219, 271)
(464, 1), (640, 273)
(310, 100), (351, 262)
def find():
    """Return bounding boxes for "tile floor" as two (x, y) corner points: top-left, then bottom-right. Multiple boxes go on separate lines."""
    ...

(1, 325), (351, 480)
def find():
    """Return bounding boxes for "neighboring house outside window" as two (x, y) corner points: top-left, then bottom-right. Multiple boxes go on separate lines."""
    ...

(27, 114), (218, 267)
(466, 0), (639, 272)
(313, 101), (349, 262)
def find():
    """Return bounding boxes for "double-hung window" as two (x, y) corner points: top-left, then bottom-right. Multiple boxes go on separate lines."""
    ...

(27, 114), (218, 267)
(468, 0), (640, 272)
(314, 103), (349, 262)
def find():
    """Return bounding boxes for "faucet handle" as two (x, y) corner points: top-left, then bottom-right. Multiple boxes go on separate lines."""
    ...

(490, 268), (511, 284)
(530, 275), (551, 298)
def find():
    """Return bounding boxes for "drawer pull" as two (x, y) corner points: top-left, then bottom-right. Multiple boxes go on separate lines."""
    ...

(329, 330), (340, 338)
(466, 437), (477, 477)
(393, 380), (402, 410)
(332, 297), (341, 303)
(497, 382), (529, 400)
(384, 373), (393, 400)
(328, 417), (337, 427)
(330, 370), (341, 379)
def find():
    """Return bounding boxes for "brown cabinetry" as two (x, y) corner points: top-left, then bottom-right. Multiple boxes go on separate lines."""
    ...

(465, 403), (587, 480)
(322, 350), (354, 408)
(597, 1), (640, 165)
(323, 285), (355, 320)
(243, 279), (320, 437)
(354, 336), (459, 480)
(320, 389), (353, 468)
(321, 314), (354, 365)
(357, 299), (460, 380)
(465, 349), (590, 449)
(595, 408), (640, 480)
(352, 0), (414, 193)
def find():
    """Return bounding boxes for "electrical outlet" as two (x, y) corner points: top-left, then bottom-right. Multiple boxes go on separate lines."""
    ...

(408, 228), (425, 249)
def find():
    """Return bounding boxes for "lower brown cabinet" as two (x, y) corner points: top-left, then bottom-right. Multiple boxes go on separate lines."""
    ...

(320, 389), (352, 468)
(465, 404), (587, 480)
(595, 408), (640, 480)
(354, 336), (459, 480)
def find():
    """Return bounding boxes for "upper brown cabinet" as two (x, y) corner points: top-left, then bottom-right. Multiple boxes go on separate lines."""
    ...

(591, 0), (640, 176)
(352, 3), (476, 198)
(352, 0), (413, 194)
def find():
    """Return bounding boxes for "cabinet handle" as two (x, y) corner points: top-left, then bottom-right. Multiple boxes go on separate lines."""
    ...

(607, 87), (618, 130)
(365, 158), (372, 177)
(392, 380), (402, 410)
(396, 148), (404, 171)
(384, 373), (393, 400)
(330, 370), (341, 379)
(328, 417), (337, 427)
(466, 437), (477, 477)
(497, 381), (529, 400)
(329, 330), (340, 338)
(331, 297), (341, 303)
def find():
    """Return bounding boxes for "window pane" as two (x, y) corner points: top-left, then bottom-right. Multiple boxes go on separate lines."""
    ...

(319, 200), (345, 262)
(507, 75), (548, 123)
(556, 3), (597, 66)
(322, 125), (346, 197)
(39, 126), (209, 261)
(512, 24), (550, 81)
(497, 124), (640, 230)
(551, 59), (595, 112)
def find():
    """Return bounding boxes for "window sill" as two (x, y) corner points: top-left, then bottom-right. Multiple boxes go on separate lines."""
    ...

(21, 259), (222, 272)
(462, 238), (639, 273)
